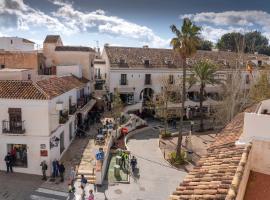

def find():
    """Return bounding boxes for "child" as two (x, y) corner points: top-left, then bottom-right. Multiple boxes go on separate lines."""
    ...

(88, 189), (94, 200)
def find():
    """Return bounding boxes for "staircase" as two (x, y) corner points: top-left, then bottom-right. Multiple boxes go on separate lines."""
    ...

(76, 168), (96, 184)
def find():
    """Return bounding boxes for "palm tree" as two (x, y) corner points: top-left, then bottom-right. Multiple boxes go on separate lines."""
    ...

(170, 18), (201, 158)
(189, 60), (218, 131)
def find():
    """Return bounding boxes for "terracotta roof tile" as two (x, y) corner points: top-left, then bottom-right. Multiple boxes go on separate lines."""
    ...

(0, 80), (48, 100)
(44, 35), (61, 43)
(36, 76), (86, 99)
(55, 46), (95, 52)
(169, 107), (255, 200)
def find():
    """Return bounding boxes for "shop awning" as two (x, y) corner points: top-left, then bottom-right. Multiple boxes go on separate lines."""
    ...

(118, 87), (134, 94)
(78, 99), (96, 117)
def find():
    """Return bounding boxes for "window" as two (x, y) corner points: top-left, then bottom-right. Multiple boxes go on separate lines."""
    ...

(60, 132), (65, 155)
(27, 74), (31, 80)
(120, 59), (126, 64)
(144, 59), (150, 67)
(7, 144), (27, 168)
(1, 64), (5, 69)
(169, 75), (174, 84)
(145, 74), (151, 85)
(120, 74), (127, 85)
(166, 60), (173, 65)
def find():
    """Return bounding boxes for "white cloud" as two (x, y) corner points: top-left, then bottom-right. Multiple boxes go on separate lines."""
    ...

(0, 0), (169, 47)
(51, 0), (169, 47)
(181, 10), (270, 42)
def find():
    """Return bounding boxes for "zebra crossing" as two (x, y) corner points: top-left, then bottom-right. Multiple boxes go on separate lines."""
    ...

(30, 188), (70, 200)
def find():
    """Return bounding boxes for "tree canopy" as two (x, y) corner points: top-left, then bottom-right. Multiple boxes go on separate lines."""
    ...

(216, 31), (270, 55)
(197, 40), (213, 51)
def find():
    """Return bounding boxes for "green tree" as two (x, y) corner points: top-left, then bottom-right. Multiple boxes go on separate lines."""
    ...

(170, 18), (201, 158)
(250, 72), (270, 103)
(217, 32), (244, 52)
(111, 89), (124, 120)
(244, 31), (269, 53)
(258, 46), (270, 56)
(197, 40), (213, 51)
(189, 60), (218, 131)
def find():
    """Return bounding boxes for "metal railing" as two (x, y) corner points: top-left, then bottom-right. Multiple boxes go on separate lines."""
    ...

(69, 104), (77, 115)
(144, 79), (152, 85)
(59, 110), (69, 124)
(119, 79), (128, 85)
(2, 120), (26, 134)
(77, 95), (92, 109)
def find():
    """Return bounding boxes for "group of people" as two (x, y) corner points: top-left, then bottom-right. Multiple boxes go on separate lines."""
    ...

(39, 159), (65, 182)
(80, 175), (95, 200)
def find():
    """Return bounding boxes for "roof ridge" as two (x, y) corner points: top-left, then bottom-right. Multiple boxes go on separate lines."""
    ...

(33, 81), (50, 99)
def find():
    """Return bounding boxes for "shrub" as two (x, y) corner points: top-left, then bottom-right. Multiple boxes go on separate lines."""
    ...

(160, 130), (172, 138)
(169, 151), (186, 165)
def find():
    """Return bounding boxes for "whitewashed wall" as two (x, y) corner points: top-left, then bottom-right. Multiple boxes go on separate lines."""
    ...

(0, 37), (34, 51)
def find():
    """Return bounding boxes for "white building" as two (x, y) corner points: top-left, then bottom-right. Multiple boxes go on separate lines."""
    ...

(0, 37), (35, 51)
(95, 46), (269, 112)
(42, 35), (97, 89)
(0, 68), (36, 81)
(0, 75), (95, 175)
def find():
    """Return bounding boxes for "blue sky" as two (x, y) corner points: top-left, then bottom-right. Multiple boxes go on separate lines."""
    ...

(1, 0), (270, 49)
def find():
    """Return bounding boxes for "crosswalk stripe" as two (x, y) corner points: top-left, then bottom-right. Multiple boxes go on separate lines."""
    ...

(36, 188), (68, 197)
(30, 194), (59, 200)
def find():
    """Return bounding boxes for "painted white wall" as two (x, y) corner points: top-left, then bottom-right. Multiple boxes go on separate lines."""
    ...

(56, 65), (82, 78)
(0, 69), (36, 81)
(109, 69), (183, 102)
(0, 37), (34, 51)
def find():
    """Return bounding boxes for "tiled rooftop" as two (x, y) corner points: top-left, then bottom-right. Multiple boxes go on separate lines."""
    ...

(0, 80), (48, 100)
(55, 46), (95, 52)
(169, 106), (256, 200)
(0, 76), (87, 100)
(105, 46), (269, 69)
(43, 35), (61, 43)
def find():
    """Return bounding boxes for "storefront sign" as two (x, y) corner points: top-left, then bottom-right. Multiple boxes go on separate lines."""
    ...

(40, 144), (46, 150)
(40, 150), (48, 157)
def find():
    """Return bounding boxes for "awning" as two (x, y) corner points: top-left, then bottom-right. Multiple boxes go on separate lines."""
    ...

(78, 99), (96, 117)
(118, 87), (134, 94)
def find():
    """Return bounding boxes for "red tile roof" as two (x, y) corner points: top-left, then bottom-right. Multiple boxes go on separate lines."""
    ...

(169, 106), (256, 200)
(0, 76), (87, 100)
(44, 35), (61, 43)
(0, 80), (48, 100)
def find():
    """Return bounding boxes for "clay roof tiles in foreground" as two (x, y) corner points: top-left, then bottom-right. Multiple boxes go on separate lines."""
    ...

(169, 107), (256, 200)
(0, 76), (86, 100)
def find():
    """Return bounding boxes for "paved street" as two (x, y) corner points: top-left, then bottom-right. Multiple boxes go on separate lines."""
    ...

(80, 127), (187, 200)
(0, 127), (187, 200)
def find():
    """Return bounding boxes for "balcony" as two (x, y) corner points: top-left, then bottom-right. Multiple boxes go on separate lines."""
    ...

(69, 104), (77, 115)
(77, 95), (91, 109)
(2, 120), (25, 134)
(119, 79), (128, 86)
(144, 79), (152, 85)
(59, 110), (69, 124)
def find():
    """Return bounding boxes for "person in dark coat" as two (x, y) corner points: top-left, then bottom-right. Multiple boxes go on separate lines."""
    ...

(4, 152), (13, 173)
(40, 161), (48, 180)
(58, 162), (65, 182)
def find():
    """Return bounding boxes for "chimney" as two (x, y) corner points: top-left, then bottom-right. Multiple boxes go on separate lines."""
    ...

(143, 45), (149, 49)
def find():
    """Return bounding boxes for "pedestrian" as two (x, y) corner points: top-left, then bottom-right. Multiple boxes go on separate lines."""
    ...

(58, 162), (65, 182)
(40, 160), (48, 180)
(69, 166), (76, 191)
(4, 152), (13, 173)
(80, 174), (87, 189)
(88, 189), (94, 200)
(52, 159), (57, 178)
(56, 160), (60, 176)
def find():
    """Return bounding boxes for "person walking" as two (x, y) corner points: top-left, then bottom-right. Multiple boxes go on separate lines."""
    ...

(80, 175), (88, 199)
(40, 161), (48, 180)
(58, 162), (65, 182)
(4, 152), (13, 173)
(52, 159), (57, 178)
(69, 166), (76, 192)
(88, 189), (94, 200)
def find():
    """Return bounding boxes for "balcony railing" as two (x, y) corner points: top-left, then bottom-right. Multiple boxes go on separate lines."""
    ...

(69, 104), (77, 115)
(59, 110), (69, 124)
(119, 79), (128, 85)
(77, 95), (91, 109)
(144, 79), (152, 85)
(2, 120), (26, 134)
